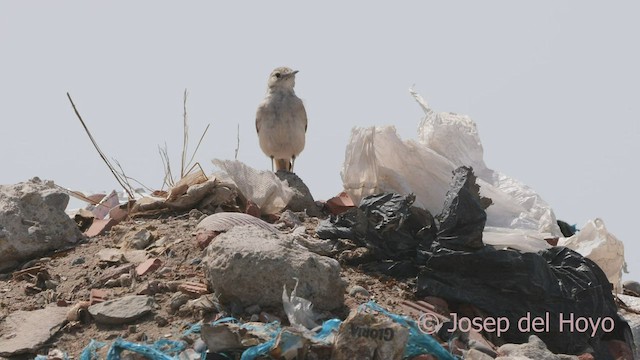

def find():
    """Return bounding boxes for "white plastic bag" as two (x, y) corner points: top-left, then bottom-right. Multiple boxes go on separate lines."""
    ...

(558, 218), (626, 293)
(341, 89), (561, 237)
(212, 159), (294, 215)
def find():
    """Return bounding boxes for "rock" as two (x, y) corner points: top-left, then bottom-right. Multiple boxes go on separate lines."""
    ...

(624, 280), (640, 295)
(496, 335), (578, 360)
(71, 257), (86, 265)
(196, 212), (278, 234)
(204, 225), (345, 310)
(0, 178), (83, 272)
(464, 349), (495, 360)
(275, 171), (322, 217)
(0, 305), (69, 356)
(293, 233), (334, 256)
(123, 249), (149, 264)
(88, 295), (154, 325)
(121, 229), (154, 249)
(96, 248), (125, 263)
(348, 285), (370, 298)
(155, 315), (169, 327)
(170, 292), (192, 312)
(278, 210), (303, 228)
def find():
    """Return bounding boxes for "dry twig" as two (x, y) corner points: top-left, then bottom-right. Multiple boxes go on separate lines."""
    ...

(66, 93), (134, 199)
(235, 123), (240, 160)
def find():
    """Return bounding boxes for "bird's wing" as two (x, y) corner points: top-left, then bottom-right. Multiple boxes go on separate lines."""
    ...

(255, 103), (266, 134)
(296, 98), (308, 132)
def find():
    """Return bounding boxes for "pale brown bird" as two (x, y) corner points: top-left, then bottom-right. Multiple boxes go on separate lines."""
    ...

(256, 67), (307, 172)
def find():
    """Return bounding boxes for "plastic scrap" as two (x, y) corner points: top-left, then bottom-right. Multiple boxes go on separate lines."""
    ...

(435, 166), (491, 251)
(282, 278), (320, 330)
(361, 302), (455, 360)
(213, 159), (294, 214)
(79, 338), (186, 360)
(79, 340), (106, 360)
(558, 218), (626, 293)
(317, 192), (437, 277)
(341, 89), (561, 237)
(104, 338), (186, 360)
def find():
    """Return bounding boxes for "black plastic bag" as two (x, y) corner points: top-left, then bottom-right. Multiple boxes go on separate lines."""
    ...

(417, 246), (629, 358)
(317, 193), (436, 263)
(435, 166), (492, 251)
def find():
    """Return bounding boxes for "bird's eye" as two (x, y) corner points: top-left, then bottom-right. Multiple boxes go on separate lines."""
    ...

(274, 72), (281, 78)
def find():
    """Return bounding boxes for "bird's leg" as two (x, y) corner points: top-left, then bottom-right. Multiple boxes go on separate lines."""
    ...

(290, 155), (296, 172)
(270, 156), (274, 172)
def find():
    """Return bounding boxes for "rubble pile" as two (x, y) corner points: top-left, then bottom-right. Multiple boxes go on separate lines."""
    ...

(1, 94), (637, 359)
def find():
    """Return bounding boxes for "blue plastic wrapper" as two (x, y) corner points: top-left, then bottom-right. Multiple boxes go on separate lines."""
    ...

(312, 318), (342, 344)
(361, 302), (456, 360)
(78, 338), (191, 360)
(79, 340), (106, 360)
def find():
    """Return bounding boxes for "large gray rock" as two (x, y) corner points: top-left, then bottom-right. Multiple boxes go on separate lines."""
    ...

(88, 295), (155, 324)
(0, 178), (83, 272)
(0, 305), (68, 356)
(204, 225), (345, 311)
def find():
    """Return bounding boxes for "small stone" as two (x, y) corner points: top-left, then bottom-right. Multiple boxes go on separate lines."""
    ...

(623, 280), (640, 295)
(170, 293), (191, 312)
(245, 304), (261, 315)
(189, 209), (204, 219)
(348, 285), (370, 298)
(71, 257), (86, 266)
(122, 229), (155, 250)
(155, 315), (169, 327)
(96, 248), (125, 263)
(128, 325), (137, 334)
(88, 295), (155, 325)
(250, 314), (260, 322)
(193, 339), (207, 353)
(259, 311), (282, 323)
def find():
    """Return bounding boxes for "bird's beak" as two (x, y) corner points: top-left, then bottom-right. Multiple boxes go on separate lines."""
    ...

(285, 70), (299, 77)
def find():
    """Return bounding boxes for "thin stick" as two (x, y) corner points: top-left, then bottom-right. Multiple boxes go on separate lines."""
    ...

(66, 93), (134, 199)
(158, 143), (174, 189)
(235, 123), (240, 160)
(181, 89), (189, 178)
(185, 124), (210, 171)
(113, 159), (135, 195)
(113, 159), (154, 193)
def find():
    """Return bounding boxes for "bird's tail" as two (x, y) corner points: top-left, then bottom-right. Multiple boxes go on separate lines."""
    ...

(274, 158), (291, 172)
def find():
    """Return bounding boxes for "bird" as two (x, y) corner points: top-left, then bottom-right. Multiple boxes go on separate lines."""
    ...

(255, 66), (308, 172)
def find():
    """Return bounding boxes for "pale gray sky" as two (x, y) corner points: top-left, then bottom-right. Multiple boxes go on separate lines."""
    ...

(2, 2), (638, 277)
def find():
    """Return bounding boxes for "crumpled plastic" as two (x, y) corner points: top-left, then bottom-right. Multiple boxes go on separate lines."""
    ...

(282, 278), (320, 330)
(558, 218), (626, 293)
(213, 159), (294, 214)
(341, 89), (561, 237)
